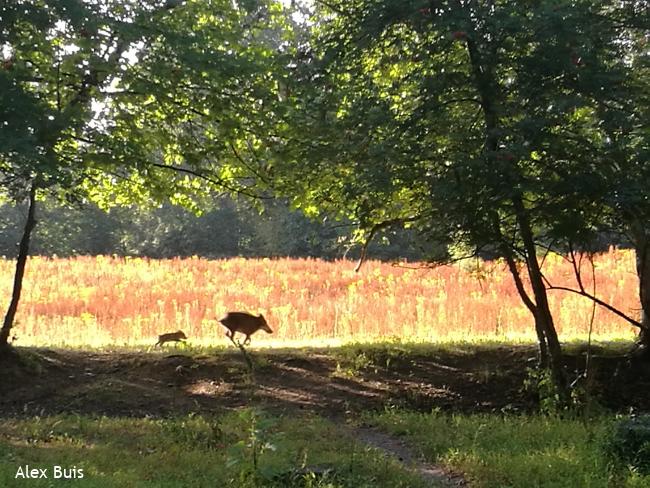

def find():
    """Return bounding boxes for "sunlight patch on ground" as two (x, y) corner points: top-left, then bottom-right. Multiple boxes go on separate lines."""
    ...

(12, 330), (636, 351)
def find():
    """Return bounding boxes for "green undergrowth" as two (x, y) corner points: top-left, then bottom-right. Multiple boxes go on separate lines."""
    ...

(0, 411), (428, 488)
(15, 337), (635, 358)
(12, 335), (636, 356)
(369, 410), (650, 488)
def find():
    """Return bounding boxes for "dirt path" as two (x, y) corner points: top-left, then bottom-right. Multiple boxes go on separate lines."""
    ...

(1, 346), (535, 417)
(2, 345), (649, 419)
(351, 425), (467, 487)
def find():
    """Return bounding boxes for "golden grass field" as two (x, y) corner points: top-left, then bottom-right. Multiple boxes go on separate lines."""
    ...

(0, 249), (641, 348)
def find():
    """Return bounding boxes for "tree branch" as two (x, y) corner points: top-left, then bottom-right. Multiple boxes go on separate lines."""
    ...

(354, 216), (420, 272)
(547, 285), (642, 329)
(151, 162), (272, 200)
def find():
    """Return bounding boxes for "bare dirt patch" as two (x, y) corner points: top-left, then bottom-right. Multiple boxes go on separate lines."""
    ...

(2, 344), (649, 419)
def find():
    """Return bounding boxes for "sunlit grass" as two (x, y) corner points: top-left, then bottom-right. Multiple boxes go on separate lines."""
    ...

(12, 335), (637, 355)
(0, 250), (640, 348)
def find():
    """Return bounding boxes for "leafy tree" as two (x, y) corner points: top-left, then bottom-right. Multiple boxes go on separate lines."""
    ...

(270, 0), (647, 390)
(594, 10), (649, 353)
(505, 1), (649, 355)
(0, 0), (281, 351)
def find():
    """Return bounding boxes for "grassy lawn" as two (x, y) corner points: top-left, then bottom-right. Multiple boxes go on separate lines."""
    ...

(0, 411), (429, 488)
(5, 409), (648, 488)
(370, 410), (650, 488)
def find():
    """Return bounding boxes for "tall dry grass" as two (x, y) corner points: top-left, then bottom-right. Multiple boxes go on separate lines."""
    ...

(0, 249), (640, 347)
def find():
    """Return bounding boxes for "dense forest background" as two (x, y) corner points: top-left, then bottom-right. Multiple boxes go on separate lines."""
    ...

(0, 199), (430, 260)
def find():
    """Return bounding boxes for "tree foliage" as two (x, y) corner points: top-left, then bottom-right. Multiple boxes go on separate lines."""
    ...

(268, 0), (649, 383)
(0, 0), (287, 348)
(1, 0), (648, 369)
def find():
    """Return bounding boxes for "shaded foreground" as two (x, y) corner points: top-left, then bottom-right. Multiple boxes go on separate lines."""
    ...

(2, 343), (649, 418)
(0, 411), (439, 488)
(2, 343), (650, 488)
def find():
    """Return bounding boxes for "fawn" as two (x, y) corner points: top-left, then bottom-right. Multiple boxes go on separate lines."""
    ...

(155, 330), (187, 347)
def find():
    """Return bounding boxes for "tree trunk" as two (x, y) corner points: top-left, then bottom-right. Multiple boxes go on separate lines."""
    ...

(512, 195), (568, 397)
(503, 251), (549, 365)
(462, 9), (566, 394)
(0, 184), (37, 352)
(632, 229), (650, 357)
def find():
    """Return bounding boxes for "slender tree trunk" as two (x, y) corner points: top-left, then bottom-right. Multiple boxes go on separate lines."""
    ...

(512, 195), (567, 395)
(0, 184), (37, 351)
(632, 228), (650, 356)
(461, 5), (567, 395)
(465, 24), (564, 380)
(503, 251), (549, 365)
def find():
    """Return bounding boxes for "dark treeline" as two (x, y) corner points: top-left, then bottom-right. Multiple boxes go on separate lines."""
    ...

(0, 197), (431, 261)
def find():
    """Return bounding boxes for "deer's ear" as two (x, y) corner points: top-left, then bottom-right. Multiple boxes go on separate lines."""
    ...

(259, 313), (265, 319)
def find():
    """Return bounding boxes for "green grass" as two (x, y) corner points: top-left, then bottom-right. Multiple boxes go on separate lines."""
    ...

(0, 411), (429, 488)
(369, 410), (650, 488)
(14, 337), (635, 367)
(14, 332), (637, 353)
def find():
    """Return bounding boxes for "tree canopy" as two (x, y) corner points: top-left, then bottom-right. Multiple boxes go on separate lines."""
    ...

(266, 0), (649, 383)
(1, 0), (648, 375)
(0, 0), (287, 347)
